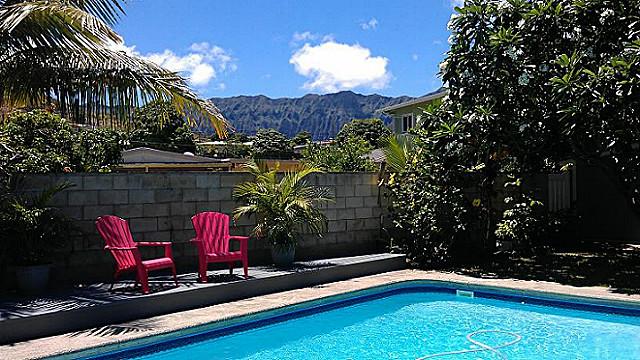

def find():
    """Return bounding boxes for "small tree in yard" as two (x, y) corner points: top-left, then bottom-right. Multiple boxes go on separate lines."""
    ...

(130, 101), (197, 153)
(302, 138), (376, 172)
(251, 129), (294, 159)
(336, 118), (391, 148)
(291, 131), (312, 146)
(386, 0), (640, 266)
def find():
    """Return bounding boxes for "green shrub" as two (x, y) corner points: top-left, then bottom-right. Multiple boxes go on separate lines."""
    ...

(385, 0), (640, 266)
(1, 111), (126, 173)
(302, 137), (376, 172)
(385, 130), (479, 267)
(291, 131), (312, 146)
(0, 182), (75, 266)
(251, 129), (294, 159)
(336, 118), (391, 148)
(130, 101), (196, 153)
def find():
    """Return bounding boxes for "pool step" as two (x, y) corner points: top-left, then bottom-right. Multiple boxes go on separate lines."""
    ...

(456, 290), (475, 298)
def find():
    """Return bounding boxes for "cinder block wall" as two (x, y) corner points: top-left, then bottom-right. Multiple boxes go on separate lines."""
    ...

(18, 172), (386, 283)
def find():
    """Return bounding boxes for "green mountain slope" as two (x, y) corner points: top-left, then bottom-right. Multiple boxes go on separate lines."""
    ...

(210, 91), (413, 139)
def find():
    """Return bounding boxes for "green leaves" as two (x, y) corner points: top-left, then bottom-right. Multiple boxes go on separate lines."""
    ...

(232, 162), (333, 247)
(1, 181), (75, 265)
(1, 110), (126, 173)
(302, 137), (376, 172)
(336, 118), (391, 148)
(489, 27), (520, 48)
(0, 0), (229, 137)
(251, 129), (294, 160)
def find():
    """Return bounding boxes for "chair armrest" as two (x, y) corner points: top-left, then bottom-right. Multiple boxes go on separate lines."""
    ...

(136, 242), (173, 259)
(104, 246), (137, 251)
(229, 236), (249, 242)
(229, 236), (249, 254)
(137, 242), (172, 247)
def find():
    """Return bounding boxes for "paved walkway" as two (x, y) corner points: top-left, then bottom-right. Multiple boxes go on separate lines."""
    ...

(4, 270), (640, 359)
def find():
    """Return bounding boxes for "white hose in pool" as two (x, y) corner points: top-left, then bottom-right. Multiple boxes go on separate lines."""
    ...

(416, 330), (522, 360)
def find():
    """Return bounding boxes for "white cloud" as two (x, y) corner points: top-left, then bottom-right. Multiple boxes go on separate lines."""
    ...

(292, 31), (318, 44)
(290, 31), (334, 46)
(289, 40), (391, 93)
(360, 18), (379, 30)
(451, 0), (464, 8)
(110, 41), (236, 88)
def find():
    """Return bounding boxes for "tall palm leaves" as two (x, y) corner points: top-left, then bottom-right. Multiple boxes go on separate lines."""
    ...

(0, 0), (228, 136)
(380, 134), (416, 173)
(233, 162), (333, 248)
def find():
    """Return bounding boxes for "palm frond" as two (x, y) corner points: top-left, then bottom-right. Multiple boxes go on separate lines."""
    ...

(32, 181), (74, 208)
(0, 1), (123, 57)
(1, 47), (228, 135)
(3, 0), (126, 25)
(0, 0), (229, 136)
(233, 161), (333, 245)
(380, 134), (416, 173)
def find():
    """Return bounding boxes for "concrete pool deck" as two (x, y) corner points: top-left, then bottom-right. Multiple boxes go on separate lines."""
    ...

(4, 269), (640, 359)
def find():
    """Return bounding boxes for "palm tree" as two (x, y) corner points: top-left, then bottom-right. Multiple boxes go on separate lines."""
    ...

(0, 0), (228, 137)
(233, 162), (333, 250)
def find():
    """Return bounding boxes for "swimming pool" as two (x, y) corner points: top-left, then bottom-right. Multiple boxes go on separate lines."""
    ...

(69, 282), (640, 360)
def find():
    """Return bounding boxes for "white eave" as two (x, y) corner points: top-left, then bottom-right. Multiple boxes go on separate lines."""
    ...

(378, 88), (448, 114)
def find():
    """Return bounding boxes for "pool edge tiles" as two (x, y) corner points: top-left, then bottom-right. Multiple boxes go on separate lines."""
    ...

(46, 280), (640, 360)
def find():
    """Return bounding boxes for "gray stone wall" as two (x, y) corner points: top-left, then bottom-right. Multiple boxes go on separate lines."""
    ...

(18, 172), (386, 283)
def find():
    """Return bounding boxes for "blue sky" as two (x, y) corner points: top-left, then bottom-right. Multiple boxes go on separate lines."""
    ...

(115, 0), (459, 99)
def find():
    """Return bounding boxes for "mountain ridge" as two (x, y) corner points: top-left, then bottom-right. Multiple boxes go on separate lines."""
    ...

(210, 91), (414, 139)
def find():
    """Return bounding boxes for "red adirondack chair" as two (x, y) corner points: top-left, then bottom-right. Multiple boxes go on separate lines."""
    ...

(96, 216), (177, 294)
(191, 212), (249, 282)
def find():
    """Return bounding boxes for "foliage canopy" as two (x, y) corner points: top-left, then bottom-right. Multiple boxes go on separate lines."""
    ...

(387, 0), (640, 265)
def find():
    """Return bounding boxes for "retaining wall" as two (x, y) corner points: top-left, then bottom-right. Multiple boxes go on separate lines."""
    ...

(17, 172), (386, 284)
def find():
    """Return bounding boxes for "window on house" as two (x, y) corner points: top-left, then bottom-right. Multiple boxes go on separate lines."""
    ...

(401, 114), (414, 133)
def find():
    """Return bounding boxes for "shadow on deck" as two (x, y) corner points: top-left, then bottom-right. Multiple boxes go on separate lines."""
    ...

(0, 253), (405, 345)
(456, 242), (640, 295)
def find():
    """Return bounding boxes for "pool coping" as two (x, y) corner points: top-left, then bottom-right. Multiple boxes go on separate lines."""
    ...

(5, 270), (640, 360)
(50, 277), (640, 360)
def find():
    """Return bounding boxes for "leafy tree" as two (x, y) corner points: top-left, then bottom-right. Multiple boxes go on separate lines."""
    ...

(291, 130), (312, 146)
(302, 138), (376, 172)
(0, 110), (126, 173)
(130, 101), (196, 153)
(74, 127), (129, 172)
(251, 129), (294, 160)
(336, 118), (391, 148)
(387, 0), (640, 265)
(0, 0), (228, 136)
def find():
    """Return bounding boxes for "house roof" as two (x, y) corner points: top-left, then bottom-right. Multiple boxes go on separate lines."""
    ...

(121, 147), (224, 164)
(378, 88), (448, 113)
(363, 148), (386, 163)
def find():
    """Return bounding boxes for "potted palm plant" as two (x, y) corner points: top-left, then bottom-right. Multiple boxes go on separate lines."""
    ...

(1, 182), (74, 294)
(233, 162), (332, 267)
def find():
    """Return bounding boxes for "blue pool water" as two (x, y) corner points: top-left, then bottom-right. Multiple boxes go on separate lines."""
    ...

(101, 290), (640, 360)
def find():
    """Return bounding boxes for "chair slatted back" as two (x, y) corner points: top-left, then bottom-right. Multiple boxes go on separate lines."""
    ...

(191, 212), (230, 254)
(96, 216), (138, 270)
